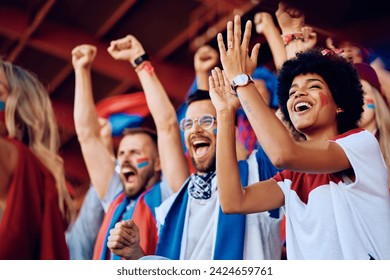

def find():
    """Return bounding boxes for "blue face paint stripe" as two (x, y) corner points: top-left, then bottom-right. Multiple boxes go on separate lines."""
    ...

(367, 104), (375, 109)
(0, 101), (5, 111)
(137, 161), (149, 168)
(213, 128), (217, 135)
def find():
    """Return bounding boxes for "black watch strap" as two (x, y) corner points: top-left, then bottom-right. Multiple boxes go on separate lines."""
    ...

(133, 53), (151, 67)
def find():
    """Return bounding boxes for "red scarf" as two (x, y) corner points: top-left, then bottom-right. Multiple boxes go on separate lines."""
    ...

(93, 185), (160, 259)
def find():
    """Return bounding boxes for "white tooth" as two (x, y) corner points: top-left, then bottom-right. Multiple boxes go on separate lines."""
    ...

(193, 140), (207, 145)
(295, 102), (312, 111)
(122, 167), (132, 173)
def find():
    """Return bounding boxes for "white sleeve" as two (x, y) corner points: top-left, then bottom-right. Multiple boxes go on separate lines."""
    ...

(334, 130), (388, 194)
(159, 173), (174, 202)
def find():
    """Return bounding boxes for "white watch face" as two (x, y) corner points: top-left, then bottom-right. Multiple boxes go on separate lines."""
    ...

(234, 74), (249, 86)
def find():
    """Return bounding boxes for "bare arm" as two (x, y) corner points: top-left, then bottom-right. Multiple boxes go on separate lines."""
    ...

(107, 35), (189, 192)
(254, 12), (286, 71)
(194, 45), (219, 90)
(208, 67), (284, 214)
(275, 2), (317, 59)
(217, 15), (350, 174)
(72, 45), (116, 198)
(98, 117), (115, 159)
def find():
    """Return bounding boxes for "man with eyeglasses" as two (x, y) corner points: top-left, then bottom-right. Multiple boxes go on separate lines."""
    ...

(106, 35), (282, 260)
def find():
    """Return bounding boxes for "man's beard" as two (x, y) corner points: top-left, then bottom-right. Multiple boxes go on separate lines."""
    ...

(122, 168), (155, 199)
(190, 153), (216, 174)
(124, 184), (146, 199)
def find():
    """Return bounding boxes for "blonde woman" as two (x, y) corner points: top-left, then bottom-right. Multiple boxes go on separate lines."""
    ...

(355, 62), (390, 187)
(0, 59), (73, 259)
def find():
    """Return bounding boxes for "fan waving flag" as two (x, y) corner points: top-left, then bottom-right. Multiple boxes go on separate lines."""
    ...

(96, 92), (150, 136)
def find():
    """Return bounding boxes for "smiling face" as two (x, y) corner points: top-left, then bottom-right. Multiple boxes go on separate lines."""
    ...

(286, 73), (339, 139)
(117, 133), (160, 198)
(184, 99), (217, 174)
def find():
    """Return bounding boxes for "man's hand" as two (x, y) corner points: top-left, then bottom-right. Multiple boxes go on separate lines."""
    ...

(107, 35), (145, 64)
(275, 2), (305, 34)
(107, 220), (144, 260)
(301, 26), (317, 50)
(254, 12), (274, 35)
(194, 45), (219, 73)
(71, 44), (97, 70)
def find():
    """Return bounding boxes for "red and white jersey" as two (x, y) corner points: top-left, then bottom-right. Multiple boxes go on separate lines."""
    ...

(273, 129), (390, 259)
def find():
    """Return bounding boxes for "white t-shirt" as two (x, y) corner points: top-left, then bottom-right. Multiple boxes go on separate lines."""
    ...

(156, 151), (282, 260)
(273, 129), (390, 260)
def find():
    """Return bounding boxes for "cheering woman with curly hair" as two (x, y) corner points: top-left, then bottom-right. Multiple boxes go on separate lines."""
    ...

(210, 15), (390, 260)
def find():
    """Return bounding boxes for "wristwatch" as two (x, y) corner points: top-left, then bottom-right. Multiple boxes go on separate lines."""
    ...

(231, 74), (254, 92)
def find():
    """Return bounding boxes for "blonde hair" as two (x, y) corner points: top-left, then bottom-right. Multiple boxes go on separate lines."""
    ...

(371, 85), (390, 179)
(1, 60), (74, 223)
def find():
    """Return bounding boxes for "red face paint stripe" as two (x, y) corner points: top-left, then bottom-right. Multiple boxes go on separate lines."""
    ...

(319, 92), (328, 107)
(137, 157), (149, 163)
(137, 157), (149, 168)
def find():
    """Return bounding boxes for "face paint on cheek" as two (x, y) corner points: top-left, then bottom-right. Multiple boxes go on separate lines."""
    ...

(366, 98), (375, 109)
(213, 128), (217, 135)
(136, 157), (149, 168)
(319, 92), (329, 107)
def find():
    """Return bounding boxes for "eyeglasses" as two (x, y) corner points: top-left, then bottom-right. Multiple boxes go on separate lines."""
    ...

(179, 114), (216, 131)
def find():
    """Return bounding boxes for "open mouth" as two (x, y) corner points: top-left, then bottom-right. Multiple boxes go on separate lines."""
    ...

(121, 166), (136, 182)
(294, 101), (312, 112)
(192, 139), (211, 157)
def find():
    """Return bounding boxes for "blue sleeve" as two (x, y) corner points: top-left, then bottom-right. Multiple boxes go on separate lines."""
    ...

(256, 146), (281, 181)
(255, 146), (282, 219)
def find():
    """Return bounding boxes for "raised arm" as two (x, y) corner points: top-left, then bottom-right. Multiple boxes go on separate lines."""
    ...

(107, 35), (189, 192)
(208, 67), (284, 214)
(254, 12), (286, 71)
(72, 44), (116, 198)
(194, 45), (219, 90)
(218, 15), (350, 174)
(275, 2), (317, 59)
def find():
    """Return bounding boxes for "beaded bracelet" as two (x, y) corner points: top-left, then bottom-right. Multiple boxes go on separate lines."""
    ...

(135, 60), (154, 76)
(281, 32), (304, 46)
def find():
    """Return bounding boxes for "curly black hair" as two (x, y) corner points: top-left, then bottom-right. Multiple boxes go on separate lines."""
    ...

(277, 48), (364, 135)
